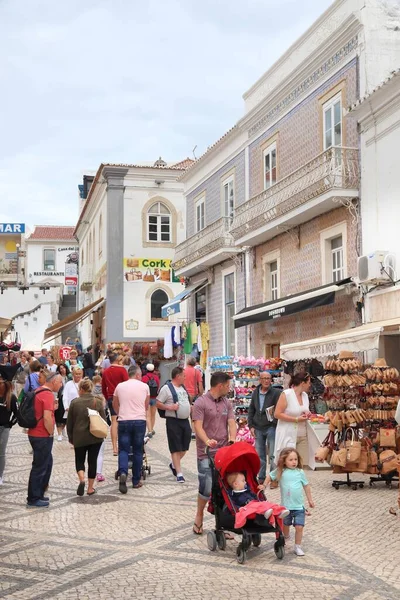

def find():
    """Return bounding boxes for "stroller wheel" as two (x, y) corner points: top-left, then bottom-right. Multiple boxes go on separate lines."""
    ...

(252, 533), (262, 547)
(236, 543), (246, 565)
(216, 531), (226, 551)
(274, 542), (285, 560)
(207, 530), (217, 552)
(148, 466), (151, 475)
(141, 468), (147, 481)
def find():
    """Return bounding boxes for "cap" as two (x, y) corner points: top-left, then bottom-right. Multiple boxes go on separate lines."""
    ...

(146, 364), (155, 372)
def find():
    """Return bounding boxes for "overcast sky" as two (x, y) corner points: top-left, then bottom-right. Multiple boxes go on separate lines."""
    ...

(0, 0), (333, 230)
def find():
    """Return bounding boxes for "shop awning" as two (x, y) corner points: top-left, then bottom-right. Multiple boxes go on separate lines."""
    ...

(43, 297), (105, 343)
(233, 278), (352, 329)
(0, 317), (12, 334)
(161, 280), (208, 318)
(280, 317), (400, 360)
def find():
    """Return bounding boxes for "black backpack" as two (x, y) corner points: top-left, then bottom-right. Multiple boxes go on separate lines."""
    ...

(146, 374), (159, 398)
(157, 381), (188, 419)
(17, 389), (46, 429)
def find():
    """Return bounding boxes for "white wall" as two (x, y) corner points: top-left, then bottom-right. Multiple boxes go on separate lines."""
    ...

(0, 286), (62, 320)
(13, 302), (59, 350)
(26, 242), (79, 287)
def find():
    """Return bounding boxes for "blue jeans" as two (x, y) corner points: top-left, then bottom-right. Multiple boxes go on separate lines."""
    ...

(254, 427), (276, 481)
(27, 436), (53, 503)
(118, 420), (146, 485)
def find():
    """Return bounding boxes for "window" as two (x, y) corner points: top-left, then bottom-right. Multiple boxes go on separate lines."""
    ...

(265, 343), (280, 358)
(263, 143), (277, 189)
(223, 272), (235, 355)
(262, 250), (280, 302)
(269, 260), (278, 301)
(99, 214), (103, 255)
(147, 202), (171, 242)
(150, 289), (169, 320)
(323, 94), (342, 150)
(43, 249), (55, 271)
(195, 197), (205, 232)
(223, 176), (234, 220)
(331, 236), (344, 282)
(195, 288), (207, 320)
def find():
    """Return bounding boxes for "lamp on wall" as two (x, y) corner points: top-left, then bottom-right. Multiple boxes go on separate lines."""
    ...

(39, 283), (51, 294)
(0, 281), (7, 295)
(18, 283), (29, 294)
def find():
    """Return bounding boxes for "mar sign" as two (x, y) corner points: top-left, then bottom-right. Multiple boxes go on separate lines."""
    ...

(0, 223), (25, 234)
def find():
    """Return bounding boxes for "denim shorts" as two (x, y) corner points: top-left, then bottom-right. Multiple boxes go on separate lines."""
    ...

(149, 398), (157, 406)
(197, 458), (212, 500)
(283, 508), (306, 527)
(107, 398), (117, 417)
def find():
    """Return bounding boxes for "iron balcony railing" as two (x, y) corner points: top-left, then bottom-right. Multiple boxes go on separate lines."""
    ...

(230, 147), (359, 240)
(173, 216), (236, 271)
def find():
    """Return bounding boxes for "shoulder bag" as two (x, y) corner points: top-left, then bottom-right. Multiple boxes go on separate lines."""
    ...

(88, 398), (108, 439)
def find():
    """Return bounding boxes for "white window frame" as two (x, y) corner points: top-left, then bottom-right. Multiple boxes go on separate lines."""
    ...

(320, 222), (347, 285)
(195, 195), (205, 232)
(43, 248), (56, 271)
(263, 142), (277, 190)
(262, 250), (281, 302)
(221, 266), (236, 356)
(323, 92), (342, 151)
(222, 175), (235, 220)
(147, 202), (171, 243)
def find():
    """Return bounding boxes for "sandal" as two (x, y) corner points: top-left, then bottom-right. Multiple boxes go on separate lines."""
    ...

(77, 482), (85, 496)
(224, 532), (234, 540)
(87, 489), (96, 496)
(132, 481), (143, 489)
(389, 506), (398, 516)
(193, 522), (203, 535)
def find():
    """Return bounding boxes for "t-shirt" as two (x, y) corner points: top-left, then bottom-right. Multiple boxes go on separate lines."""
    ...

(270, 468), (308, 510)
(24, 372), (40, 393)
(114, 379), (149, 421)
(28, 387), (55, 438)
(192, 392), (235, 460)
(184, 366), (202, 397)
(157, 383), (190, 419)
(101, 358), (110, 370)
(102, 365), (129, 398)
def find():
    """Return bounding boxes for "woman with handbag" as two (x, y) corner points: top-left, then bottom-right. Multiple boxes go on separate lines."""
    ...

(66, 378), (106, 496)
(274, 372), (312, 467)
(0, 368), (19, 485)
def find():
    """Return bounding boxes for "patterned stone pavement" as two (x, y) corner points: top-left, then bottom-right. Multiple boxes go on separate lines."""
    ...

(1, 422), (400, 600)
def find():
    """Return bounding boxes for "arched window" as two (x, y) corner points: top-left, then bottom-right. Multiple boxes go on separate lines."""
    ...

(147, 202), (171, 243)
(98, 214), (103, 255)
(150, 289), (169, 321)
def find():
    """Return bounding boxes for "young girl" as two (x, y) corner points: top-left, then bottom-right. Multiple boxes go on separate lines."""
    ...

(235, 417), (255, 446)
(259, 447), (315, 556)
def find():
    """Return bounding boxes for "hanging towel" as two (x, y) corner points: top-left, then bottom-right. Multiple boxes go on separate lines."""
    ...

(183, 323), (192, 354)
(197, 326), (202, 353)
(174, 323), (181, 345)
(164, 329), (173, 359)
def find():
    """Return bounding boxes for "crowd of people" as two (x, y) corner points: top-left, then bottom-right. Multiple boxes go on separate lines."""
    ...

(0, 345), (316, 556)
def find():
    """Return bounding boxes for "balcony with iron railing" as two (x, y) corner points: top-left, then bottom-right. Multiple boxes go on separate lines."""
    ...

(230, 147), (359, 246)
(172, 216), (241, 276)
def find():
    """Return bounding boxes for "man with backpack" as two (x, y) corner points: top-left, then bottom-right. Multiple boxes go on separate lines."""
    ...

(142, 363), (160, 438)
(156, 367), (191, 483)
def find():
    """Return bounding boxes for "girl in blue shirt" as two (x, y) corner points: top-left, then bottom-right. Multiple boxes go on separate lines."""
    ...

(259, 447), (314, 556)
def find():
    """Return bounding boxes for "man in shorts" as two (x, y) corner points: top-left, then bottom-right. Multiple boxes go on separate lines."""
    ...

(102, 353), (129, 455)
(192, 372), (237, 535)
(156, 367), (191, 483)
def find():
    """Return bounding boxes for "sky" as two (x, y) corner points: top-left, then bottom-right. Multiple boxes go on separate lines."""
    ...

(0, 0), (333, 230)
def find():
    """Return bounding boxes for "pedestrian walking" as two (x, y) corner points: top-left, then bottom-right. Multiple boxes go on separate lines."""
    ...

(66, 377), (106, 497)
(26, 370), (63, 508)
(156, 367), (191, 483)
(191, 372), (237, 535)
(0, 367), (19, 485)
(142, 363), (160, 438)
(14, 354), (29, 398)
(113, 366), (149, 493)
(24, 360), (42, 394)
(184, 357), (204, 440)
(62, 367), (84, 418)
(82, 346), (95, 380)
(93, 375), (106, 482)
(259, 447), (315, 556)
(248, 371), (280, 485)
(54, 364), (72, 441)
(102, 354), (129, 455)
(38, 348), (48, 366)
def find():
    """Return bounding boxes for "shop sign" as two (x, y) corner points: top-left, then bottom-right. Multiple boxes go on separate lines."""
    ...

(34, 271), (64, 276)
(59, 346), (71, 361)
(58, 247), (78, 252)
(309, 342), (338, 357)
(125, 319), (139, 330)
(0, 223), (25, 234)
(123, 257), (180, 283)
(65, 276), (78, 286)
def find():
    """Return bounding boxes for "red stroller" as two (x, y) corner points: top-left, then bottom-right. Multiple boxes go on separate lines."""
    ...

(207, 442), (285, 563)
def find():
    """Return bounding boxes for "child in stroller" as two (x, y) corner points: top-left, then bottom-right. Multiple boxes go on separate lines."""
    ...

(207, 441), (286, 563)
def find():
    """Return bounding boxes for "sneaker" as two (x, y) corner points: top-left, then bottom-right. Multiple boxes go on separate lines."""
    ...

(191, 432), (196, 440)
(41, 496), (49, 502)
(151, 430), (156, 436)
(279, 509), (290, 519)
(96, 474), (105, 482)
(0, 477), (3, 486)
(119, 473), (128, 494)
(177, 475), (185, 483)
(144, 436), (150, 445)
(294, 545), (305, 556)
(57, 435), (62, 442)
(169, 463), (177, 477)
(146, 432), (153, 439)
(27, 499), (49, 508)
(264, 508), (273, 519)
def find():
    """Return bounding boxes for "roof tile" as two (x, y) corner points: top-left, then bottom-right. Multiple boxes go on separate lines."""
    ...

(28, 226), (76, 241)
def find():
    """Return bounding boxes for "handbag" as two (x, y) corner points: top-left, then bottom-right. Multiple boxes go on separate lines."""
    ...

(379, 428), (396, 448)
(149, 342), (158, 355)
(88, 407), (108, 439)
(160, 269), (171, 281)
(143, 269), (155, 282)
(330, 448), (347, 468)
(378, 449), (398, 474)
(348, 447), (368, 473)
(345, 428), (361, 463)
(127, 258), (139, 268)
(315, 431), (334, 463)
(142, 343), (150, 357)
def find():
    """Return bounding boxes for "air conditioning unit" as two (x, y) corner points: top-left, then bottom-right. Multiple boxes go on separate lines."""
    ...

(357, 251), (396, 284)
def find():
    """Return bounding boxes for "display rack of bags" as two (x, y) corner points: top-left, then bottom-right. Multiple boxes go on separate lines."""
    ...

(315, 353), (400, 489)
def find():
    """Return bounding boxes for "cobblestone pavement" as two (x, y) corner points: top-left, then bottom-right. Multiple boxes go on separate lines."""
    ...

(1, 422), (400, 600)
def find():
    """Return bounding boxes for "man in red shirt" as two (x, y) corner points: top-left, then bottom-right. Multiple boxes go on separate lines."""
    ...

(102, 354), (129, 455)
(184, 357), (204, 440)
(27, 370), (63, 508)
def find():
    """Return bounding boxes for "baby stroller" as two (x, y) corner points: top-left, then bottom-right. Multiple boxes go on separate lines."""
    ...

(115, 445), (151, 481)
(207, 442), (285, 564)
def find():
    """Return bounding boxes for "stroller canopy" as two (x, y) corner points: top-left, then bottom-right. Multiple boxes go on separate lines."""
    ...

(215, 442), (260, 479)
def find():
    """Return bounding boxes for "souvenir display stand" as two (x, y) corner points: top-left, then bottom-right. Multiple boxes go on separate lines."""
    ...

(233, 357), (283, 418)
(208, 356), (235, 400)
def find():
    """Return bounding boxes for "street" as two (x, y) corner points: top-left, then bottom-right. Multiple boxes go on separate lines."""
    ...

(1, 422), (400, 600)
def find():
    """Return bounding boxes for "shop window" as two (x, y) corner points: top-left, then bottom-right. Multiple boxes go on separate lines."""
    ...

(320, 222), (347, 285)
(263, 143), (277, 190)
(222, 176), (234, 220)
(147, 202), (171, 243)
(43, 249), (55, 271)
(195, 196), (205, 232)
(223, 271), (235, 355)
(150, 289), (169, 321)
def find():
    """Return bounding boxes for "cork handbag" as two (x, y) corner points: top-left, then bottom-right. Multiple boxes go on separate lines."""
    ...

(143, 269), (155, 282)
(88, 402), (108, 439)
(160, 269), (171, 281)
(379, 428), (396, 448)
(345, 428), (362, 463)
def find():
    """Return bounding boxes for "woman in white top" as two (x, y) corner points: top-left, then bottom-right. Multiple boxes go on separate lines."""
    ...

(274, 372), (312, 466)
(47, 355), (58, 373)
(62, 367), (83, 415)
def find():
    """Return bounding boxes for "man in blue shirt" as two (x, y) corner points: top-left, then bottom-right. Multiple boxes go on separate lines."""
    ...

(38, 349), (48, 366)
(248, 372), (280, 485)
